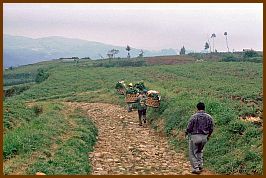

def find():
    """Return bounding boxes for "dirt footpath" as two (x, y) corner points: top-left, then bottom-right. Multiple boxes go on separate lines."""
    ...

(68, 102), (213, 175)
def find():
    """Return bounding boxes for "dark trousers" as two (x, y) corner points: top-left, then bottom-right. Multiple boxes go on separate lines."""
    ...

(138, 109), (147, 125)
(127, 103), (133, 112)
(189, 134), (208, 171)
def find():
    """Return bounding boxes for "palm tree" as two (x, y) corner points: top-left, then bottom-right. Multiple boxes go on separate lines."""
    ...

(204, 42), (210, 52)
(138, 49), (144, 57)
(107, 51), (113, 59)
(211, 33), (216, 53)
(180, 46), (186, 55)
(207, 39), (211, 53)
(126, 45), (131, 59)
(110, 49), (119, 58)
(224, 32), (229, 52)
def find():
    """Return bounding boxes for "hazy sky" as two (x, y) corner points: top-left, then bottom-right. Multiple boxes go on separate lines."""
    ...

(4, 3), (263, 51)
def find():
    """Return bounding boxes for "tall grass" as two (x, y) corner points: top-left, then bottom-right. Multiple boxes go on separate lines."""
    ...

(3, 59), (262, 175)
(3, 101), (98, 175)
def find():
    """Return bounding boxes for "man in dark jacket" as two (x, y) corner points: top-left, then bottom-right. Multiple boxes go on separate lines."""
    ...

(186, 102), (214, 174)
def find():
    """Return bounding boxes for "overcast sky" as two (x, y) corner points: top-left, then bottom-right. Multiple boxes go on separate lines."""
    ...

(3, 3), (263, 52)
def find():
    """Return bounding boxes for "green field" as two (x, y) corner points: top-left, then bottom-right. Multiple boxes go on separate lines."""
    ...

(3, 56), (263, 175)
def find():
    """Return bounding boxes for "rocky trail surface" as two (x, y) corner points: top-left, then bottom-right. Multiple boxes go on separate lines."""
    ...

(67, 102), (213, 175)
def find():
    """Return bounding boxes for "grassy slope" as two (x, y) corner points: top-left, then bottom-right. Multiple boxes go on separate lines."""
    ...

(3, 100), (97, 175)
(3, 59), (263, 175)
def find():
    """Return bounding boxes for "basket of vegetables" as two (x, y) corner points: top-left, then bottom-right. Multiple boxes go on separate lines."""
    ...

(115, 81), (126, 95)
(125, 87), (139, 103)
(125, 94), (139, 103)
(146, 90), (160, 108)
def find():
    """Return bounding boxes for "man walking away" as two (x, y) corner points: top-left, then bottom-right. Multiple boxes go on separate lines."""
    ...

(137, 90), (147, 126)
(186, 102), (214, 174)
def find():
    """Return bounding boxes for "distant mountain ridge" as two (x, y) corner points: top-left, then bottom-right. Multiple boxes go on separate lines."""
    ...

(3, 34), (177, 67)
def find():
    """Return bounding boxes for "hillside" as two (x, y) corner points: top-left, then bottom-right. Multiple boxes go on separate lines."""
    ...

(3, 57), (263, 175)
(3, 34), (177, 67)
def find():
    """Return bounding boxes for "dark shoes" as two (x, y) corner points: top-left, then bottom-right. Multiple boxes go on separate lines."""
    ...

(191, 168), (201, 174)
(139, 121), (147, 127)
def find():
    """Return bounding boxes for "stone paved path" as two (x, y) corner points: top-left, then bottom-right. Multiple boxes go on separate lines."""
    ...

(68, 102), (213, 175)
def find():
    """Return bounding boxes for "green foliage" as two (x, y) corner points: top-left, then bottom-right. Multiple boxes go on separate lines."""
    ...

(228, 120), (247, 134)
(27, 114), (97, 175)
(204, 132), (262, 175)
(243, 126), (262, 142)
(243, 50), (259, 58)
(221, 53), (262, 63)
(3, 102), (64, 159)
(3, 61), (58, 86)
(4, 73), (35, 86)
(3, 57), (262, 175)
(3, 100), (36, 130)
(115, 82), (126, 89)
(243, 57), (262, 63)
(3, 126), (52, 159)
(221, 54), (240, 62)
(3, 102), (98, 175)
(32, 104), (43, 115)
(35, 68), (49, 83)
(126, 88), (139, 94)
(134, 81), (147, 91)
(26, 111), (97, 175)
(148, 93), (160, 100)
(4, 84), (31, 98)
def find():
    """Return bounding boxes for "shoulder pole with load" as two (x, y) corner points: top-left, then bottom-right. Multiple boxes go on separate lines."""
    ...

(146, 90), (161, 108)
(115, 80), (161, 109)
(115, 80), (126, 95)
(125, 82), (139, 103)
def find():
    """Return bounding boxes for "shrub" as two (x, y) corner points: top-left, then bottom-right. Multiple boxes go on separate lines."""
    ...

(4, 72), (36, 86)
(228, 120), (247, 134)
(243, 57), (262, 63)
(243, 50), (259, 58)
(244, 151), (261, 162)
(35, 69), (49, 83)
(4, 84), (31, 98)
(243, 126), (262, 143)
(32, 105), (43, 115)
(221, 55), (240, 62)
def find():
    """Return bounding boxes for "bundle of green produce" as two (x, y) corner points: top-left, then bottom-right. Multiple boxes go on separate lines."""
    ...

(126, 87), (139, 94)
(134, 81), (147, 91)
(147, 90), (161, 100)
(115, 81), (126, 89)
(149, 93), (160, 100)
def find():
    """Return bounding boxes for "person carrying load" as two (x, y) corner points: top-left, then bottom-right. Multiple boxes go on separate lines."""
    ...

(136, 89), (148, 126)
(126, 83), (134, 112)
